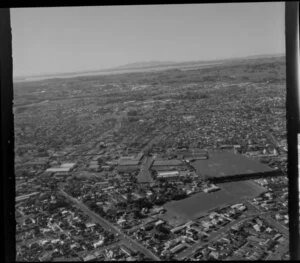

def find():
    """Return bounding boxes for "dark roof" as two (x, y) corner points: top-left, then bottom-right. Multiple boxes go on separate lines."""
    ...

(118, 159), (140, 166)
(116, 165), (139, 172)
(153, 159), (183, 166)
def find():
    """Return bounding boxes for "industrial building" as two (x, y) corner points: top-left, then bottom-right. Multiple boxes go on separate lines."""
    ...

(16, 192), (40, 203)
(45, 162), (77, 173)
(152, 159), (186, 171)
(157, 170), (183, 180)
(116, 152), (144, 172)
(45, 167), (72, 173)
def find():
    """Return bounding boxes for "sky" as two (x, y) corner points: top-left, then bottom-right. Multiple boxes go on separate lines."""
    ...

(11, 3), (285, 77)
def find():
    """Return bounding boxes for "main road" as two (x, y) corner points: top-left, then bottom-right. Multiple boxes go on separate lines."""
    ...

(59, 189), (161, 261)
(137, 155), (155, 183)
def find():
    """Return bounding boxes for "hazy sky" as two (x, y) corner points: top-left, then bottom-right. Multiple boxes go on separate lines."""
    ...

(11, 3), (285, 77)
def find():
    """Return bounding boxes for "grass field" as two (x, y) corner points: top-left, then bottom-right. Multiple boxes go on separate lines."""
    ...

(162, 180), (266, 226)
(191, 150), (274, 179)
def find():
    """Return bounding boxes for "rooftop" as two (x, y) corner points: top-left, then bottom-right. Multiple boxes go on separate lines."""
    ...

(45, 167), (71, 173)
(157, 171), (180, 177)
(60, 163), (76, 168)
(153, 159), (184, 167)
(118, 159), (140, 166)
(137, 170), (153, 183)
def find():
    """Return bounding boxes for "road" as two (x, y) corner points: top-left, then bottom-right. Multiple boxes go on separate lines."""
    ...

(175, 217), (247, 260)
(175, 210), (271, 260)
(59, 189), (161, 261)
(141, 135), (163, 154)
(245, 201), (289, 237)
(245, 201), (289, 260)
(137, 156), (155, 183)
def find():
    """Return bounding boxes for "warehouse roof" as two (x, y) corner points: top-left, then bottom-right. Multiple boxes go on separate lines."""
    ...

(153, 159), (183, 166)
(46, 167), (71, 173)
(60, 162), (76, 168)
(16, 192), (40, 202)
(118, 159), (140, 166)
(158, 171), (179, 176)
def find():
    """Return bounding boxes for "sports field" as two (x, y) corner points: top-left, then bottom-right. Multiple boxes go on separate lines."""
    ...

(191, 150), (274, 179)
(162, 180), (266, 226)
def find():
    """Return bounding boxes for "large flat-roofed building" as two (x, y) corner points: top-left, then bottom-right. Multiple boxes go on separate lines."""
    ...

(60, 162), (77, 169)
(153, 160), (183, 166)
(118, 159), (140, 166)
(117, 152), (144, 172)
(45, 167), (72, 173)
(16, 192), (40, 202)
(191, 150), (280, 182)
(157, 170), (183, 180)
(45, 162), (77, 173)
(119, 152), (144, 162)
(116, 163), (140, 172)
(152, 159), (186, 171)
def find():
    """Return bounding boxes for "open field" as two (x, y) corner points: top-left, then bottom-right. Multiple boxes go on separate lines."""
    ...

(191, 150), (274, 179)
(162, 180), (267, 226)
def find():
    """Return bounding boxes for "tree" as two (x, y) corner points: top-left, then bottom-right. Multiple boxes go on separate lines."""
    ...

(127, 110), (138, 116)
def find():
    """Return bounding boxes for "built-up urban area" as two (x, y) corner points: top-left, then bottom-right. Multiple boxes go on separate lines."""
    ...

(14, 56), (289, 261)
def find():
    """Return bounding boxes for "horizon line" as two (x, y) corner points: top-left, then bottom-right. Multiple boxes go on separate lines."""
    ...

(13, 52), (285, 80)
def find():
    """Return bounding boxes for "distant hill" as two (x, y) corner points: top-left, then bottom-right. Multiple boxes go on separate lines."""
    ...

(110, 53), (285, 71)
(14, 53), (284, 82)
(115, 60), (177, 70)
(242, 53), (285, 60)
(111, 59), (216, 71)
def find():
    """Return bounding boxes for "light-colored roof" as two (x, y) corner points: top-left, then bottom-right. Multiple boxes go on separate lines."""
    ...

(46, 167), (71, 173)
(85, 222), (96, 228)
(155, 220), (165, 225)
(16, 192), (39, 201)
(170, 243), (187, 254)
(83, 254), (96, 261)
(157, 171), (179, 177)
(60, 163), (76, 168)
